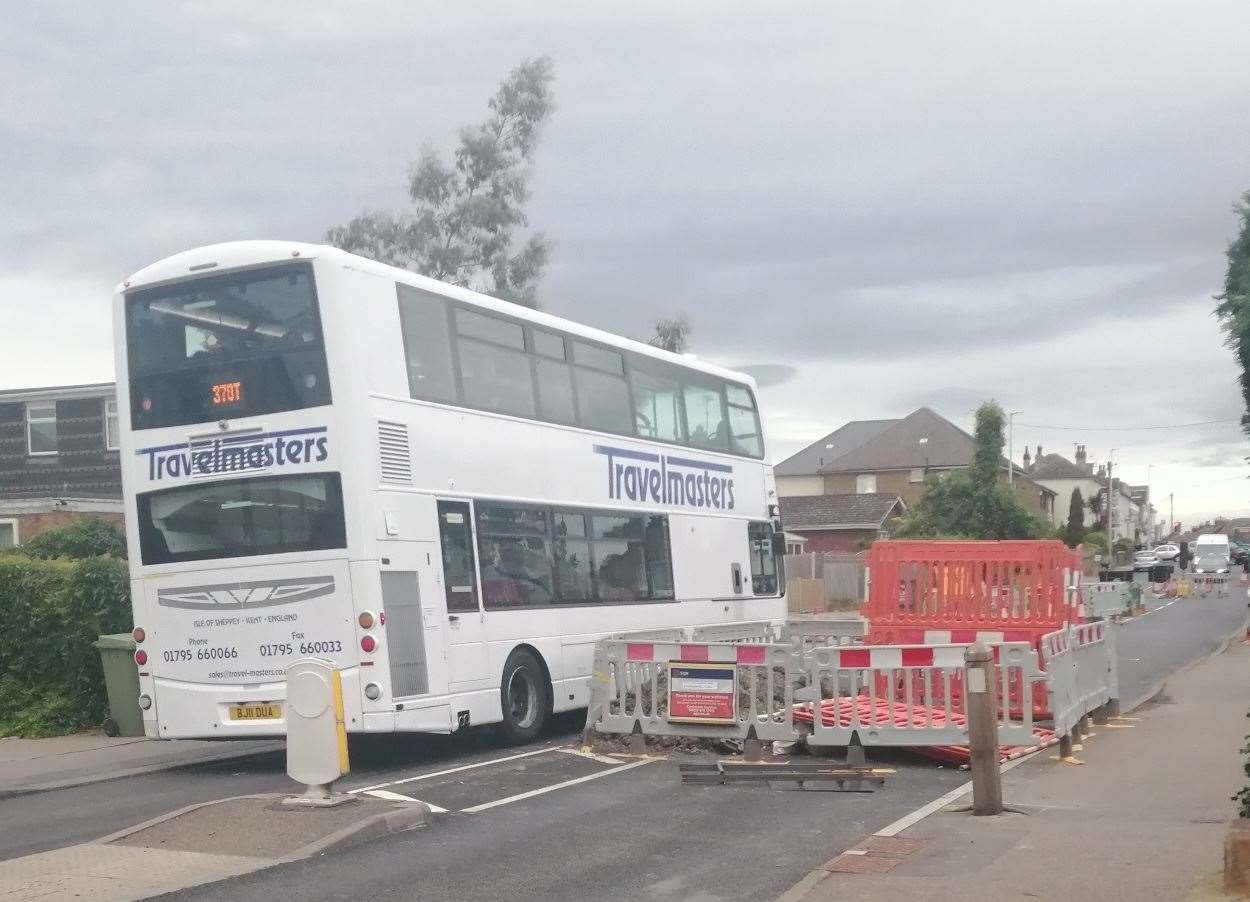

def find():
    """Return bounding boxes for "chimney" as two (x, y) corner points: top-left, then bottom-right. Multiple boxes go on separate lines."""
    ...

(1074, 444), (1086, 466)
(1022, 446), (1032, 471)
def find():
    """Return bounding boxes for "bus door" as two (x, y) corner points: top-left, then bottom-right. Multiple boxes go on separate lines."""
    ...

(437, 500), (491, 689)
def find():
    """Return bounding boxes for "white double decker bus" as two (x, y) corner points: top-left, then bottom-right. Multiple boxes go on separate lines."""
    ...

(115, 241), (784, 742)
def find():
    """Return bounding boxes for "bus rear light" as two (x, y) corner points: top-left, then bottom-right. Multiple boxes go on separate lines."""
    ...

(360, 636), (377, 653)
(358, 611), (376, 630)
(138, 694), (152, 710)
(134, 650), (148, 666)
(132, 627), (146, 643)
(364, 683), (382, 700)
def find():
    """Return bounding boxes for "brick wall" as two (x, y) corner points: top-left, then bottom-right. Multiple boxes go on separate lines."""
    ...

(13, 510), (125, 543)
(793, 528), (880, 553)
(822, 467), (1055, 520)
(822, 470), (929, 507)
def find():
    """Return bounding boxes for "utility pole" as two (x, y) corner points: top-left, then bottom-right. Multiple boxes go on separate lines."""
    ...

(1008, 411), (1021, 487)
(1106, 450), (1115, 567)
(1146, 463), (1153, 544)
(1170, 493), (1174, 538)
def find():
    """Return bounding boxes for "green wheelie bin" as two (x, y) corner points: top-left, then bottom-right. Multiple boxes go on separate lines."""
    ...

(93, 634), (144, 737)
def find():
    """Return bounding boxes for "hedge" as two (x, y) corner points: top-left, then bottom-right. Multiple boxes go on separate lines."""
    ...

(0, 553), (131, 737)
(21, 517), (127, 560)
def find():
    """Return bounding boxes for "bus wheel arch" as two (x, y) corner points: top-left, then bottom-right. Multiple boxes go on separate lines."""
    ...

(498, 644), (552, 744)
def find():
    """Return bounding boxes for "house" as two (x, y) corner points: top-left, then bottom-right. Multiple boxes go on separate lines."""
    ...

(778, 493), (907, 553)
(1025, 445), (1104, 530)
(0, 382), (123, 547)
(775, 407), (1057, 522)
(1023, 444), (1152, 543)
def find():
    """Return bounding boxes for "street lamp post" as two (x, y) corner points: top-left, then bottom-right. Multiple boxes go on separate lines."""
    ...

(1008, 411), (1021, 487)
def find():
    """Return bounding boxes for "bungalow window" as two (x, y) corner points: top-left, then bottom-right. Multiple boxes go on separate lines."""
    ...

(855, 473), (877, 494)
(26, 402), (57, 455)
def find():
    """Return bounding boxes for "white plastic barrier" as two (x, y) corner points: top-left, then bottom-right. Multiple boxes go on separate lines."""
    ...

(587, 637), (800, 742)
(1082, 581), (1133, 619)
(780, 615), (869, 655)
(1040, 621), (1118, 737)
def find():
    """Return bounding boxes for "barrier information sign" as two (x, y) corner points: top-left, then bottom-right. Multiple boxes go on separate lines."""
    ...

(668, 662), (736, 724)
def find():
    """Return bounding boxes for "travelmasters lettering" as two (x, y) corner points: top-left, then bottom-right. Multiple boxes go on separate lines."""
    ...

(137, 427), (328, 481)
(593, 444), (735, 510)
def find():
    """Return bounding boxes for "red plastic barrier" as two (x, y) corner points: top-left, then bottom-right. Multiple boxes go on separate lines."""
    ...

(860, 541), (1083, 719)
(865, 540), (1084, 636)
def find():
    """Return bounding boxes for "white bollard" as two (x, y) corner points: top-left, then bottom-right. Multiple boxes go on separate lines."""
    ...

(283, 658), (352, 808)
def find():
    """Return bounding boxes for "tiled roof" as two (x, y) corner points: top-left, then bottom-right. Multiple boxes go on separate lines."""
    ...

(774, 419), (895, 476)
(819, 407), (978, 473)
(1028, 453), (1094, 480)
(779, 493), (906, 530)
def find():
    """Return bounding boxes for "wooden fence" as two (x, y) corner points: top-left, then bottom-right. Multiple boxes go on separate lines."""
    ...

(785, 552), (867, 612)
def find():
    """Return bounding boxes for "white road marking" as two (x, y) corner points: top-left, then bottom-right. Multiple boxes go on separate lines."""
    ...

(873, 754), (1036, 838)
(461, 758), (653, 813)
(349, 746), (558, 794)
(363, 788), (448, 813)
(552, 747), (623, 765)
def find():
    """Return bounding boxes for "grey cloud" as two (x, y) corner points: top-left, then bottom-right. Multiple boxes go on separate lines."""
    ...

(2, 0), (1250, 517)
(730, 365), (798, 388)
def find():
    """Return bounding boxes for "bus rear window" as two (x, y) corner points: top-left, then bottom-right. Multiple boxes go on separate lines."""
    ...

(136, 473), (345, 565)
(125, 262), (330, 429)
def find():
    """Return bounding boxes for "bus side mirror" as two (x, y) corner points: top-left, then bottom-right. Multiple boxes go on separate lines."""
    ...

(772, 532), (787, 558)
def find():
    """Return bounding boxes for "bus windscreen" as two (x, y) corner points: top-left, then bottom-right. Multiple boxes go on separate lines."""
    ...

(125, 262), (330, 429)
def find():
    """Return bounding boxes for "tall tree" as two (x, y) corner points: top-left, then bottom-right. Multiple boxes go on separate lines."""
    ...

(327, 57), (555, 307)
(894, 401), (1045, 540)
(1216, 190), (1250, 433)
(649, 315), (690, 353)
(1062, 488), (1085, 548)
(970, 401), (1006, 487)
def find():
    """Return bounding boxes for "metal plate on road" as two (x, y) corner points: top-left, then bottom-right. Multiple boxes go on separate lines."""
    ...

(229, 703), (281, 721)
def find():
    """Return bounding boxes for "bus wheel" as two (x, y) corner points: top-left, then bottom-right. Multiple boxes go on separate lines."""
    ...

(499, 649), (549, 744)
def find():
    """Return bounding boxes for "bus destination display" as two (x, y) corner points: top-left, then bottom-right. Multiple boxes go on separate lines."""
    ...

(211, 381), (243, 407)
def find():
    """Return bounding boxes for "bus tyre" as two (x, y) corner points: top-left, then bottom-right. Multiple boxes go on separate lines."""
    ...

(499, 649), (549, 744)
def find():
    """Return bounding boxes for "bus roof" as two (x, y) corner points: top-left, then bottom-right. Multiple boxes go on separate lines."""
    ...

(119, 240), (759, 390)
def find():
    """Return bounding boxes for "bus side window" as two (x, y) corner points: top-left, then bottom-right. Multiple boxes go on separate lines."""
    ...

(398, 285), (458, 403)
(438, 500), (480, 613)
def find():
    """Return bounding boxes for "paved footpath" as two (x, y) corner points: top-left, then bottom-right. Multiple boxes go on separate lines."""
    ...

(0, 732), (282, 797)
(785, 634), (1250, 901)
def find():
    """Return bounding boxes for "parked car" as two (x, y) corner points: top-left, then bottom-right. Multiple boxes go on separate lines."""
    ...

(1133, 549), (1158, 571)
(1194, 552), (1230, 575)
(1154, 544), (1180, 561)
(1232, 543), (1250, 566)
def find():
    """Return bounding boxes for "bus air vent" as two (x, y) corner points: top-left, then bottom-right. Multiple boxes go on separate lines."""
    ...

(377, 420), (412, 484)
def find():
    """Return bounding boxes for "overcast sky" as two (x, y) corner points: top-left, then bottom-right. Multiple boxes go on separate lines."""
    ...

(3, 1), (1248, 523)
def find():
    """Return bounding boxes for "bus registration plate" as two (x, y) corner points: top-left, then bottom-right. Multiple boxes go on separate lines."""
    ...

(229, 703), (282, 721)
(667, 662), (736, 725)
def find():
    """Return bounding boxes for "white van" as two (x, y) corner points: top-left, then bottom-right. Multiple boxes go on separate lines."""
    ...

(1194, 534), (1231, 572)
